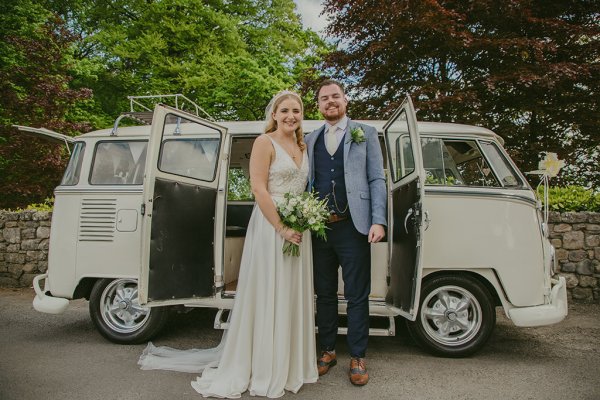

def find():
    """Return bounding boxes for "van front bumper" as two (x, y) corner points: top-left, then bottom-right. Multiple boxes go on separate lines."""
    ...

(508, 276), (567, 327)
(32, 274), (69, 314)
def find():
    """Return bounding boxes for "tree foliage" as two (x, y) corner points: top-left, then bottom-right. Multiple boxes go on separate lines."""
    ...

(0, 0), (91, 209)
(322, 0), (599, 188)
(49, 0), (326, 122)
(1, 0), (325, 208)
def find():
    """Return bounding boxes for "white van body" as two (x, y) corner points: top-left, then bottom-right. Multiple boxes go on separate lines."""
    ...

(27, 98), (567, 357)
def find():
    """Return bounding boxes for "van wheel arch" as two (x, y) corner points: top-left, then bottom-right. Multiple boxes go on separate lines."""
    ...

(422, 270), (502, 306)
(73, 277), (97, 300)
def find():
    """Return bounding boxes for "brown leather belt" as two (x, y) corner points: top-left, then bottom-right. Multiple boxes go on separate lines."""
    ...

(327, 214), (347, 223)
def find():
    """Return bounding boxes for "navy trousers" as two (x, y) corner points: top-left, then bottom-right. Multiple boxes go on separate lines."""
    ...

(312, 217), (371, 358)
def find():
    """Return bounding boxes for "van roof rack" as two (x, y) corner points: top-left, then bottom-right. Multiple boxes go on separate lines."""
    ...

(111, 94), (215, 136)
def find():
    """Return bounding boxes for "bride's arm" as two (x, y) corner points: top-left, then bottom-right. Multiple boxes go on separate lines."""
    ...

(249, 135), (302, 245)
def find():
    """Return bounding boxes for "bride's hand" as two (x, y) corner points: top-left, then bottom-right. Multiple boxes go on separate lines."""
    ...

(280, 226), (302, 245)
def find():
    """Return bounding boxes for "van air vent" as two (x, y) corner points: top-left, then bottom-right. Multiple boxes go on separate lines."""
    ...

(78, 198), (117, 242)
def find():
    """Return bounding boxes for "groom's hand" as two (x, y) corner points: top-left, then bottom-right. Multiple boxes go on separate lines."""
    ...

(368, 224), (385, 243)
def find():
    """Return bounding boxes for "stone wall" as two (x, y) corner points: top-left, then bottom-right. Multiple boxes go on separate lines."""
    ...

(550, 211), (600, 303)
(1, 209), (599, 303)
(0, 210), (51, 288)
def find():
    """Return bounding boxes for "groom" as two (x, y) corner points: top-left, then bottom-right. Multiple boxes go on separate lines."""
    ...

(306, 79), (387, 386)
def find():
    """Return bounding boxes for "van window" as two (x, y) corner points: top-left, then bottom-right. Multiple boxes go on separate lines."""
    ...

(90, 141), (148, 185)
(479, 142), (523, 187)
(159, 138), (220, 181)
(61, 142), (85, 185)
(386, 110), (416, 182)
(422, 138), (501, 187)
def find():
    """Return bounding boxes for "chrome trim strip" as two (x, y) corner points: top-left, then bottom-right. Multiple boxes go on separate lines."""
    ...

(424, 188), (537, 206)
(54, 187), (143, 194)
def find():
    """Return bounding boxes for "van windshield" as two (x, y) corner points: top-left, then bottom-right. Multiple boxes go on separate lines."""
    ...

(61, 142), (85, 186)
(479, 142), (524, 187)
(90, 141), (148, 185)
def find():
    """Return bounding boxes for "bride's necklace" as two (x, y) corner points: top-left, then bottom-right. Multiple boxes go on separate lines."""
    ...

(286, 144), (299, 159)
(275, 135), (299, 159)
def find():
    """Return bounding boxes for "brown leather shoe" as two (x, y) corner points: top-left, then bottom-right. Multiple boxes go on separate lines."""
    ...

(317, 351), (337, 376)
(349, 357), (369, 386)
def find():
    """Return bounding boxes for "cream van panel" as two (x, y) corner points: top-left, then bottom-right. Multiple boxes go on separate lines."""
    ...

(422, 193), (544, 306)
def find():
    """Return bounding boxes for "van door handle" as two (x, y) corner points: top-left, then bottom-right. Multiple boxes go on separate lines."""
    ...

(404, 208), (413, 234)
(423, 210), (430, 231)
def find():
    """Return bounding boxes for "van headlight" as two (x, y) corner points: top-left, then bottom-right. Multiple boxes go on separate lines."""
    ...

(541, 222), (549, 238)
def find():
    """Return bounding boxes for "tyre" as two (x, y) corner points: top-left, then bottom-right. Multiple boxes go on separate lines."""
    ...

(89, 278), (169, 344)
(406, 274), (496, 357)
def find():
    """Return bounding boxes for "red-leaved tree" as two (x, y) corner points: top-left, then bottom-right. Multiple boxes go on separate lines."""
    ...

(0, 6), (91, 209)
(322, 0), (599, 187)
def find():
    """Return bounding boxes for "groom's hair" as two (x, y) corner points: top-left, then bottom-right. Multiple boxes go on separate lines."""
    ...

(315, 79), (345, 101)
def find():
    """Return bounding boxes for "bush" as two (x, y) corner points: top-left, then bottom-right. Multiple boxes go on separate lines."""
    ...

(538, 186), (600, 212)
(18, 197), (54, 212)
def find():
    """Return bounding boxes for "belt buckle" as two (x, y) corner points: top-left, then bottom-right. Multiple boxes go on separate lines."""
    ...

(327, 214), (346, 224)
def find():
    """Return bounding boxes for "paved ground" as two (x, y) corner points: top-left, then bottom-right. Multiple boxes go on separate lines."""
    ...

(0, 287), (599, 400)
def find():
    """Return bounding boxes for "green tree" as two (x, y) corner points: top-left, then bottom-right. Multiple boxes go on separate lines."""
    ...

(49, 0), (326, 122)
(0, 0), (91, 209)
(322, 0), (599, 188)
(0, 0), (328, 208)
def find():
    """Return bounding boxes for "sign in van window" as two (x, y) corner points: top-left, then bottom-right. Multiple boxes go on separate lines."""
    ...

(90, 141), (148, 185)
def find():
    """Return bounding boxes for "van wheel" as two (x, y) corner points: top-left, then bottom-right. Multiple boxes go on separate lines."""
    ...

(406, 275), (495, 357)
(89, 278), (169, 344)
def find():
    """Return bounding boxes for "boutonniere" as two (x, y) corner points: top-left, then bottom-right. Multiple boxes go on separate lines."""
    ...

(350, 127), (366, 144)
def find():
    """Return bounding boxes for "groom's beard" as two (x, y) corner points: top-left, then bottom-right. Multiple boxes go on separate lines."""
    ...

(322, 106), (346, 123)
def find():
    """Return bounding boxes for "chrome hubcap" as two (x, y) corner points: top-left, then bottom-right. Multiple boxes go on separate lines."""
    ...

(420, 285), (482, 346)
(100, 279), (150, 334)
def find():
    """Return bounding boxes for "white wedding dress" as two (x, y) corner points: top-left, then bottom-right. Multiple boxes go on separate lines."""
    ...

(139, 136), (317, 398)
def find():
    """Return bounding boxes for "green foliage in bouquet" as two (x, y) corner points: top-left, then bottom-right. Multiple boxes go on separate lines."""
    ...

(277, 191), (329, 256)
(538, 186), (600, 212)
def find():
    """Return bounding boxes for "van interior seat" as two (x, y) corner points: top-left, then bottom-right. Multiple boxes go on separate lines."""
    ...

(222, 238), (388, 299)
(223, 237), (244, 290)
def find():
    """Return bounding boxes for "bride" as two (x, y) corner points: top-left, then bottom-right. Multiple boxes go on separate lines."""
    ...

(138, 90), (318, 398)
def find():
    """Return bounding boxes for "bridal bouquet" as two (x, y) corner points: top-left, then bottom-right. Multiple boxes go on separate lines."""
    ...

(277, 191), (329, 256)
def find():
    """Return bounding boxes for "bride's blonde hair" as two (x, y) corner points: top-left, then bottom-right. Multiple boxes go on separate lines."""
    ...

(264, 90), (306, 151)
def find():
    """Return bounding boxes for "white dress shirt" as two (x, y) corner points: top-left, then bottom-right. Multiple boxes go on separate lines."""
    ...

(324, 116), (349, 149)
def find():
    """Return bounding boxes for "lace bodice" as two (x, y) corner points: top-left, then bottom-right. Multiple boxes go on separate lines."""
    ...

(267, 136), (309, 200)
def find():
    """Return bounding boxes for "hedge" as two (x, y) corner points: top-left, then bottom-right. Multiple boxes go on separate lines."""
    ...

(538, 186), (600, 212)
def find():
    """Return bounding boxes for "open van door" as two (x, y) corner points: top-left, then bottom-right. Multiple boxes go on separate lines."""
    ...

(139, 104), (227, 306)
(12, 125), (74, 152)
(383, 96), (427, 321)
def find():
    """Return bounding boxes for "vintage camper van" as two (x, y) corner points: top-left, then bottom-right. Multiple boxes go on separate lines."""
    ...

(23, 95), (567, 357)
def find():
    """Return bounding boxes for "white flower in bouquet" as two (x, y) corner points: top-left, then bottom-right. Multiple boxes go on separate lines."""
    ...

(276, 192), (329, 256)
